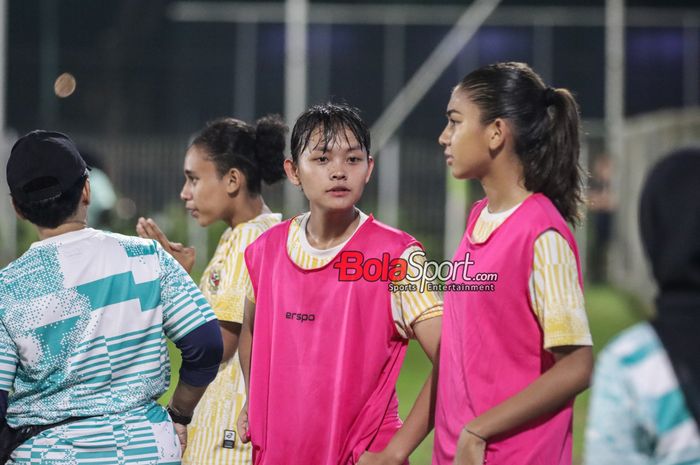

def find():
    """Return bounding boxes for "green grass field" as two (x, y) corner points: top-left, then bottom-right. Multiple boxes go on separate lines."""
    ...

(161, 284), (646, 464)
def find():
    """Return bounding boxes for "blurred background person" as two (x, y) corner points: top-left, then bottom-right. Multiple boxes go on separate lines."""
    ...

(587, 153), (616, 283)
(584, 147), (700, 465)
(137, 115), (287, 465)
(80, 147), (118, 230)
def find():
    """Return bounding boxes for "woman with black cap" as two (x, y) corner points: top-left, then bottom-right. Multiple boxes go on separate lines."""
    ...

(585, 147), (700, 464)
(0, 130), (223, 464)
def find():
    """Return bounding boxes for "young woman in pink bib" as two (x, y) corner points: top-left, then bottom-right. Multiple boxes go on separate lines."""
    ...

(432, 62), (594, 465)
(237, 102), (443, 465)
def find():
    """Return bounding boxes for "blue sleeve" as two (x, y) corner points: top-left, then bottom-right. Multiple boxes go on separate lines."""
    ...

(173, 319), (223, 387)
(0, 390), (6, 420)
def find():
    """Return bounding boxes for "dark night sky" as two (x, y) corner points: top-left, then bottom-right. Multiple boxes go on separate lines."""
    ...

(6, 0), (700, 138)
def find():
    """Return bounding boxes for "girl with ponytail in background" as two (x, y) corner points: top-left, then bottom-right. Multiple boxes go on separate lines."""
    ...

(137, 115), (287, 465)
(432, 62), (594, 465)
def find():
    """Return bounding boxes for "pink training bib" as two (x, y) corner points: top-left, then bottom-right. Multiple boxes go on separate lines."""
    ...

(245, 215), (419, 465)
(433, 194), (583, 465)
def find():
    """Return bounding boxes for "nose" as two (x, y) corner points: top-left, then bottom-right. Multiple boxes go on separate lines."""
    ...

(329, 158), (347, 181)
(180, 181), (192, 202)
(438, 124), (451, 148)
(330, 170), (347, 181)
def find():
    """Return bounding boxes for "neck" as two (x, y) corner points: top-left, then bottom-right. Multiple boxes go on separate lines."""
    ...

(305, 206), (360, 250)
(480, 152), (531, 212)
(226, 194), (269, 229)
(36, 219), (88, 241)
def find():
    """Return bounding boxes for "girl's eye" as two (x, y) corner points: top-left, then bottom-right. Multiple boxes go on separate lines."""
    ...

(316, 156), (328, 163)
(348, 157), (361, 163)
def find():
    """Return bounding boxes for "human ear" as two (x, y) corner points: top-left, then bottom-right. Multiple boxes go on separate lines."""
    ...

(284, 159), (301, 187)
(488, 118), (508, 152)
(364, 155), (375, 184)
(225, 168), (243, 195)
(83, 178), (91, 206)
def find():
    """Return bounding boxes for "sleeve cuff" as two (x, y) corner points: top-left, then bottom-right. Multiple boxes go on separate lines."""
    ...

(545, 334), (594, 350)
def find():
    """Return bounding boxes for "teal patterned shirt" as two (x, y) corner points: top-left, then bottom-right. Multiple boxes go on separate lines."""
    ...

(585, 323), (700, 465)
(0, 228), (216, 427)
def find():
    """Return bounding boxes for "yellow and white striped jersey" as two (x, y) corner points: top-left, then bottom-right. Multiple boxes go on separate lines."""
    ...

(246, 211), (442, 339)
(183, 212), (282, 465)
(471, 201), (592, 350)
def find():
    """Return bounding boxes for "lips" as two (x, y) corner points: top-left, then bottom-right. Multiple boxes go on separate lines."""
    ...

(444, 153), (454, 165)
(327, 186), (351, 197)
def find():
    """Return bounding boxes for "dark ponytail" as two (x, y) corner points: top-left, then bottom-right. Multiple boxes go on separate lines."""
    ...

(458, 62), (584, 224)
(192, 114), (287, 195)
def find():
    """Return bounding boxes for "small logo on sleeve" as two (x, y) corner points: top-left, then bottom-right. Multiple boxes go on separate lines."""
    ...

(222, 429), (236, 449)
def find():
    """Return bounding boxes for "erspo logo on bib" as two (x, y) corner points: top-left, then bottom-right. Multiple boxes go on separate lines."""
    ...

(285, 312), (316, 323)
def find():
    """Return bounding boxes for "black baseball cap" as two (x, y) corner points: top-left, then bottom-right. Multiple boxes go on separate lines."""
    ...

(7, 130), (88, 202)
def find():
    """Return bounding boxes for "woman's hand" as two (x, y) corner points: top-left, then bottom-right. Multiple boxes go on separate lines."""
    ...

(136, 217), (195, 273)
(174, 423), (188, 455)
(453, 428), (487, 465)
(356, 450), (402, 465)
(237, 401), (250, 444)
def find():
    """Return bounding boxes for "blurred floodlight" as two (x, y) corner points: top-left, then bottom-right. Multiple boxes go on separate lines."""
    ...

(54, 72), (76, 98)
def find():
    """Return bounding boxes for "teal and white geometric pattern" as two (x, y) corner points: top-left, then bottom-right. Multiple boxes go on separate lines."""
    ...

(0, 228), (215, 464)
(585, 323), (700, 465)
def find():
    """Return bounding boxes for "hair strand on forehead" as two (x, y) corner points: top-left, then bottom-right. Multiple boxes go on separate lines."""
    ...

(290, 102), (370, 163)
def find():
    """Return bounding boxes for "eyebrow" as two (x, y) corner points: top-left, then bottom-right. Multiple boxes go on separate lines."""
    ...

(309, 144), (364, 154)
(446, 109), (461, 117)
(184, 169), (196, 176)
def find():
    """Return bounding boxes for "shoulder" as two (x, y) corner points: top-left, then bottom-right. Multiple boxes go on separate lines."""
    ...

(400, 244), (425, 258)
(0, 259), (18, 300)
(510, 194), (577, 248)
(0, 243), (65, 296)
(0, 250), (28, 279)
(257, 218), (290, 240)
(245, 219), (291, 254)
(527, 194), (570, 229)
(99, 231), (160, 257)
(534, 229), (576, 257)
(235, 213), (283, 243)
(364, 216), (420, 248)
